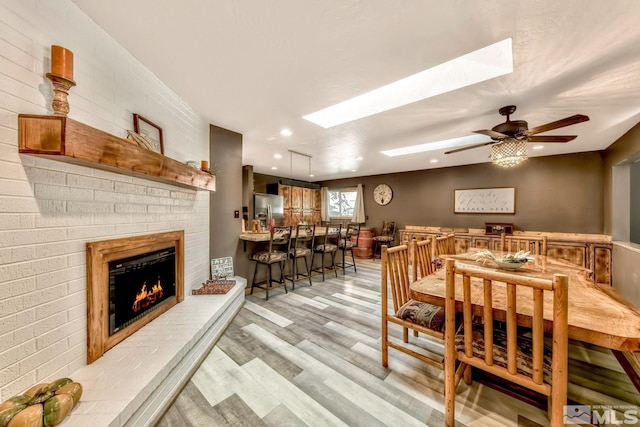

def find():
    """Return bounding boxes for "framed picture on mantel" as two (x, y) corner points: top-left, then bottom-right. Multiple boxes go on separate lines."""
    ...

(133, 113), (164, 154)
(454, 187), (515, 214)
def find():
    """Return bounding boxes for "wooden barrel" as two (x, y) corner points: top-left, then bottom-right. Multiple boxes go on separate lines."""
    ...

(352, 227), (375, 258)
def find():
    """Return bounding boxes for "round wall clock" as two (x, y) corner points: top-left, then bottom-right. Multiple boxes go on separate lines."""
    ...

(373, 184), (393, 206)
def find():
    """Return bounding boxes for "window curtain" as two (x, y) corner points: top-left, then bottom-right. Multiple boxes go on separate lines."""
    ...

(321, 186), (330, 222)
(351, 183), (366, 223)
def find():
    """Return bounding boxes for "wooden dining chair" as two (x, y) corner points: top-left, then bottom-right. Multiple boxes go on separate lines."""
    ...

(411, 238), (435, 282)
(432, 233), (456, 270)
(501, 233), (548, 256)
(381, 244), (445, 369)
(443, 258), (569, 427)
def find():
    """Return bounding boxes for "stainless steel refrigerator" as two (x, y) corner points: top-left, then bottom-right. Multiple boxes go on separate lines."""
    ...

(254, 193), (284, 229)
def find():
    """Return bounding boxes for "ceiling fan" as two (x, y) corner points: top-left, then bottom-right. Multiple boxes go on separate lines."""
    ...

(445, 105), (590, 155)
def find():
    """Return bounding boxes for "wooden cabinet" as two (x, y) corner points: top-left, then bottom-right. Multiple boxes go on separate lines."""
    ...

(291, 186), (303, 209)
(279, 185), (291, 207)
(303, 188), (314, 209)
(399, 226), (613, 285)
(278, 184), (322, 226)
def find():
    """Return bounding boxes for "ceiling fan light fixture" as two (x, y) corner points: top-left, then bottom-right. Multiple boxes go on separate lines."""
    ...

(491, 139), (528, 168)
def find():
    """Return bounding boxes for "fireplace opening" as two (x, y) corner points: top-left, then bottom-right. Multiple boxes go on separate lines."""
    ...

(109, 247), (176, 335)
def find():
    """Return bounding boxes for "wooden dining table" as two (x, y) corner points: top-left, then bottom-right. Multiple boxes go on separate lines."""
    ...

(410, 251), (640, 352)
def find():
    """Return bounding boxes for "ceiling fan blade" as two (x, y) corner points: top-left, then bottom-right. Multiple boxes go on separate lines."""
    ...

(473, 129), (509, 139)
(523, 114), (589, 136)
(527, 135), (577, 143)
(445, 141), (495, 154)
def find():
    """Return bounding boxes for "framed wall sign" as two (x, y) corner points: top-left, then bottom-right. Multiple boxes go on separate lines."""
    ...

(454, 187), (515, 214)
(133, 113), (164, 154)
(211, 256), (234, 279)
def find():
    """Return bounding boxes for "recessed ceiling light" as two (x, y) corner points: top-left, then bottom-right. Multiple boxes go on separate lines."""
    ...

(381, 134), (488, 157)
(430, 159), (439, 163)
(271, 166), (278, 170)
(280, 129), (292, 136)
(351, 169), (357, 172)
(309, 174), (315, 177)
(303, 38), (513, 128)
(532, 145), (544, 150)
(274, 154), (282, 159)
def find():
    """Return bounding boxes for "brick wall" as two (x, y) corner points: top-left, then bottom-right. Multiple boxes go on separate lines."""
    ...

(0, 1), (211, 399)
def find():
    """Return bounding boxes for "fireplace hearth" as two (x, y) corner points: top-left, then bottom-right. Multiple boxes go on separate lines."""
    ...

(86, 231), (184, 363)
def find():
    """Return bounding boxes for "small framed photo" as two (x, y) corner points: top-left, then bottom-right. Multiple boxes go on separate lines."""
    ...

(133, 113), (164, 154)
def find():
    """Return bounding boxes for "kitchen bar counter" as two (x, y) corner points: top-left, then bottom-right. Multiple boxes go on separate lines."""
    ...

(240, 227), (328, 243)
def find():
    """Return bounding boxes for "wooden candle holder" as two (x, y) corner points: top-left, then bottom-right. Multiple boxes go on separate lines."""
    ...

(46, 73), (76, 116)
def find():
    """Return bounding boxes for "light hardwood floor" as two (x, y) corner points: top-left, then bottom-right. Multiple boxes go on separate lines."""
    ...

(157, 258), (639, 426)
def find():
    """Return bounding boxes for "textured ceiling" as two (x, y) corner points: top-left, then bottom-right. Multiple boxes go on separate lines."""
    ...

(71, 0), (640, 181)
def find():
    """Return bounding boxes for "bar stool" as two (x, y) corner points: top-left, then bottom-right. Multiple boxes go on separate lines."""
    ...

(286, 224), (315, 289)
(250, 225), (291, 300)
(312, 223), (341, 281)
(338, 222), (360, 274)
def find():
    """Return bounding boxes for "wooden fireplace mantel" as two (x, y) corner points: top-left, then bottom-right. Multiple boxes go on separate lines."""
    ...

(18, 114), (215, 191)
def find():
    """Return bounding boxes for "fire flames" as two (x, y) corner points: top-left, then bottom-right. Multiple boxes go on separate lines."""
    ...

(132, 277), (163, 312)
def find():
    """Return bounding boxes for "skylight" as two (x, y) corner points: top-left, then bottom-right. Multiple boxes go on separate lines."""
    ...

(381, 134), (489, 157)
(303, 38), (513, 128)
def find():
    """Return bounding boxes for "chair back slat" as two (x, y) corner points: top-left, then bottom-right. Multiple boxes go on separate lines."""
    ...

(500, 234), (548, 256)
(382, 244), (411, 312)
(551, 274), (569, 425)
(532, 288), (545, 384)
(463, 275), (473, 357)
(507, 282), (517, 375)
(434, 233), (456, 258)
(483, 279), (494, 366)
(411, 238), (434, 282)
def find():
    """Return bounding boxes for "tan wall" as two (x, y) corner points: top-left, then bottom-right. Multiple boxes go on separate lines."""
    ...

(321, 152), (604, 235)
(603, 122), (640, 235)
(209, 125), (244, 271)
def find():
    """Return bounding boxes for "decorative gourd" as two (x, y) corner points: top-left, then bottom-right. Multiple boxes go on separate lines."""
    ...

(0, 405), (28, 427)
(22, 386), (48, 399)
(43, 395), (73, 427)
(0, 378), (82, 427)
(0, 396), (30, 412)
(6, 404), (43, 427)
(54, 384), (82, 406)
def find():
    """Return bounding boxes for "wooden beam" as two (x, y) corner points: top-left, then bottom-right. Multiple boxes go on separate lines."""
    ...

(18, 114), (215, 191)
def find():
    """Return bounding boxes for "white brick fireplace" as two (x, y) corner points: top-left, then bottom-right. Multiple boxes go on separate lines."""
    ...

(0, 1), (230, 423)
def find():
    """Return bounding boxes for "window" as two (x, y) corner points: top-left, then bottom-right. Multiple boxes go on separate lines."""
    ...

(328, 188), (357, 218)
